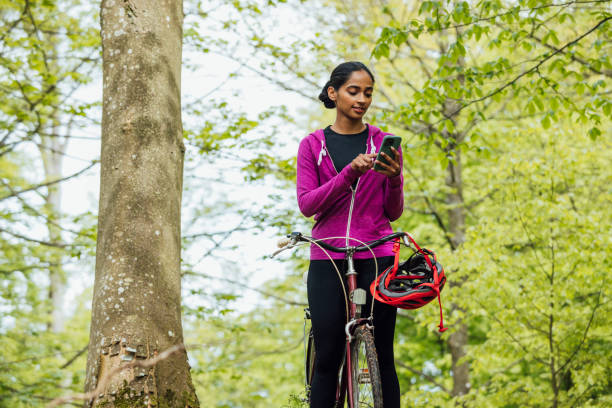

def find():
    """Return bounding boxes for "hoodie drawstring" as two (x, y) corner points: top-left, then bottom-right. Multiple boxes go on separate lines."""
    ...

(317, 139), (326, 166)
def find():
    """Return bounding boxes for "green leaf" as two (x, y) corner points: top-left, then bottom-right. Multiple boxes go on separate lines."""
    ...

(588, 127), (601, 140)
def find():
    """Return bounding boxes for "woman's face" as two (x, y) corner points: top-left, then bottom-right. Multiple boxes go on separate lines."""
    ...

(328, 70), (373, 121)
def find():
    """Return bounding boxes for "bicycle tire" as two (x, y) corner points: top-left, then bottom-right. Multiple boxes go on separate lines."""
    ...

(350, 325), (383, 408)
(305, 328), (316, 400)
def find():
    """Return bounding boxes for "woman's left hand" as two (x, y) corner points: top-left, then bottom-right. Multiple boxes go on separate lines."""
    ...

(373, 147), (401, 178)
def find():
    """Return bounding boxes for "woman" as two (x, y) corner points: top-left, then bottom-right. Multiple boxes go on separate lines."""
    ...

(296, 61), (403, 408)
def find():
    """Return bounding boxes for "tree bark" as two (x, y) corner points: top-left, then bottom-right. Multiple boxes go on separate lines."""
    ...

(84, 0), (198, 406)
(445, 144), (470, 396)
(443, 25), (470, 394)
(40, 127), (67, 333)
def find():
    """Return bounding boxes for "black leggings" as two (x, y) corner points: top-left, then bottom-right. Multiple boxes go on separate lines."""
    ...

(307, 257), (400, 408)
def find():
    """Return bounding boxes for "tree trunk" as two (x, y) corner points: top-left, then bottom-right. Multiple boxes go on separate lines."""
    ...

(40, 126), (67, 333)
(442, 20), (470, 395)
(84, 0), (198, 406)
(445, 146), (470, 397)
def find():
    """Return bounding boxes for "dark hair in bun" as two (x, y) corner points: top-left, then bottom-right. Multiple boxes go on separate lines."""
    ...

(318, 61), (375, 109)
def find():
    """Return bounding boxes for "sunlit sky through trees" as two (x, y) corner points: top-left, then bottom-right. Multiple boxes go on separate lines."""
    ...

(58, 3), (314, 316)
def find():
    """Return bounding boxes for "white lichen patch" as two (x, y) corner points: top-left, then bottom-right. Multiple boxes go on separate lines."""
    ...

(114, 304), (120, 309)
(155, 230), (160, 236)
(118, 287), (124, 294)
(119, 297), (124, 303)
(168, 330), (174, 337)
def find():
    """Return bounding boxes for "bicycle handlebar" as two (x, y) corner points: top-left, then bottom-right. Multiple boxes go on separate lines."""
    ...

(287, 231), (407, 253)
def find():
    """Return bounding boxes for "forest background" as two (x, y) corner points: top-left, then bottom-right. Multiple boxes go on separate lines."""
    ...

(1, 0), (610, 407)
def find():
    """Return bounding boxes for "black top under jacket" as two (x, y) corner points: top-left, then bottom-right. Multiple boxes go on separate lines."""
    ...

(324, 125), (369, 189)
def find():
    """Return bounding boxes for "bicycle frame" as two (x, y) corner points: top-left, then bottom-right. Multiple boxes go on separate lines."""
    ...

(343, 246), (365, 408)
(304, 246), (370, 408)
(276, 231), (411, 408)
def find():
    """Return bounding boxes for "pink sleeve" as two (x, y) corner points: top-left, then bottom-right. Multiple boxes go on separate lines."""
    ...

(296, 137), (361, 217)
(383, 145), (404, 221)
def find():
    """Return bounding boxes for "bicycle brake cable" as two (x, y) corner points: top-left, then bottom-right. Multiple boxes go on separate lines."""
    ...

(304, 236), (378, 321)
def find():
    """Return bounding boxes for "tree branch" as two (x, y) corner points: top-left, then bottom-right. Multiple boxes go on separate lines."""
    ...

(404, 166), (455, 250)
(395, 360), (451, 394)
(0, 160), (98, 202)
(0, 227), (72, 248)
(556, 288), (603, 375)
(443, 16), (612, 121)
(476, 299), (549, 366)
(184, 270), (307, 307)
(60, 345), (88, 369)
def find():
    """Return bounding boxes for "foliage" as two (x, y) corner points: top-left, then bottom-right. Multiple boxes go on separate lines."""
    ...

(0, 288), (91, 406)
(183, 273), (308, 408)
(1, 0), (611, 406)
(371, 0), (612, 144)
(453, 122), (612, 408)
(187, 0), (612, 406)
(0, 0), (99, 404)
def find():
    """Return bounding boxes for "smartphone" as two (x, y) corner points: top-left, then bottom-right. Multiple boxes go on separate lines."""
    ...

(373, 135), (401, 171)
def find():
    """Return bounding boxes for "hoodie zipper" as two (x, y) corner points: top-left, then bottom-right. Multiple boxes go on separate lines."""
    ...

(345, 184), (358, 247)
(320, 130), (371, 248)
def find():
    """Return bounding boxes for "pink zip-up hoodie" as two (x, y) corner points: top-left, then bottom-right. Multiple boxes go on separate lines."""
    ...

(296, 124), (404, 260)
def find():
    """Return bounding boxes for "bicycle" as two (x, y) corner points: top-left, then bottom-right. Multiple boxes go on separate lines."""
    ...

(273, 231), (414, 408)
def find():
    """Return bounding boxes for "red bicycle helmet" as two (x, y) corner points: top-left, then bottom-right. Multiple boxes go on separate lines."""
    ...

(370, 234), (448, 332)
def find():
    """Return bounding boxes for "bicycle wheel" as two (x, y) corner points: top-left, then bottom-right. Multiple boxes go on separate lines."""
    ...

(349, 325), (383, 408)
(305, 328), (316, 399)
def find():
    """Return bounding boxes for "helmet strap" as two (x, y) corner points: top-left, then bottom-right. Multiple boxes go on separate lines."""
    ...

(392, 238), (401, 275)
(436, 288), (447, 332)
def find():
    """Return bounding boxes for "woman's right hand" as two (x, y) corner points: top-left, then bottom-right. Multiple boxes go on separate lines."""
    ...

(350, 153), (377, 174)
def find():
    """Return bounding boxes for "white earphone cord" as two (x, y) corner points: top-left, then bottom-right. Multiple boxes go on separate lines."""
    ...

(303, 236), (380, 321)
